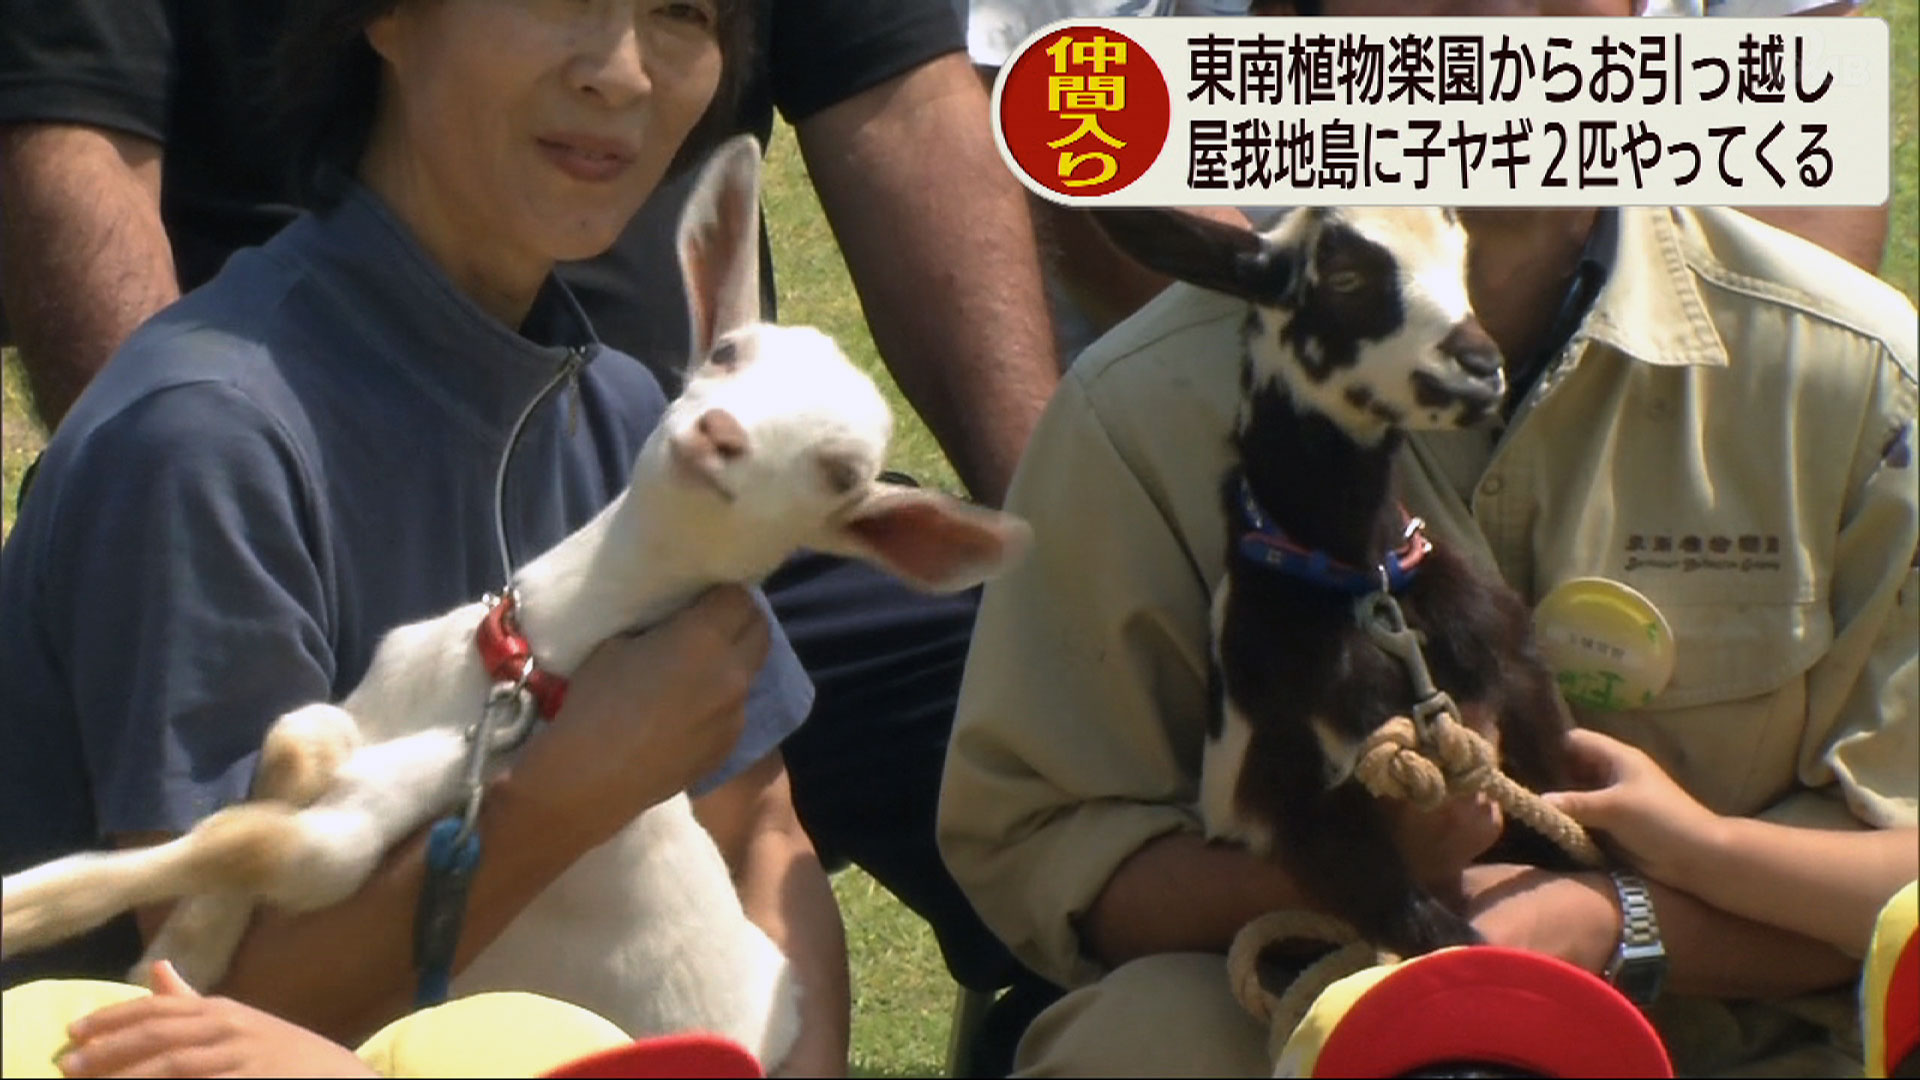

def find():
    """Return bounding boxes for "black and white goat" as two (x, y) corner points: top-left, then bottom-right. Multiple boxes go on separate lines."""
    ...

(0, 136), (1031, 1071)
(1097, 206), (1575, 958)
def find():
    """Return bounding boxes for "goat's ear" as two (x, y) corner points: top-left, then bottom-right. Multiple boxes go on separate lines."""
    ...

(816, 484), (1033, 594)
(1093, 208), (1295, 306)
(678, 134), (764, 362)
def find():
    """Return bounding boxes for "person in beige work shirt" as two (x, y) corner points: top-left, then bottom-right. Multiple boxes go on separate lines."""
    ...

(937, 161), (1919, 1080)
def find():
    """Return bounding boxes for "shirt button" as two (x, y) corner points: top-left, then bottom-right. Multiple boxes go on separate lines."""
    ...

(1480, 475), (1505, 496)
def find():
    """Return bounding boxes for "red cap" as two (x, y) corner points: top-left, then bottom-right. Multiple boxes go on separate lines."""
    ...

(539, 1032), (764, 1079)
(1880, 932), (1919, 1075)
(1311, 947), (1673, 1078)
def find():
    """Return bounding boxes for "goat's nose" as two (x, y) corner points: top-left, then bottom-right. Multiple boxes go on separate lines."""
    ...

(1440, 320), (1503, 379)
(694, 409), (748, 461)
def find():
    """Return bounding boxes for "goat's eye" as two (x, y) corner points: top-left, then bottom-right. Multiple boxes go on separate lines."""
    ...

(1325, 270), (1365, 294)
(817, 454), (862, 496)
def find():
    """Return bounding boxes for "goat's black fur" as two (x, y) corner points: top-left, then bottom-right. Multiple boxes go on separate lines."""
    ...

(1097, 206), (1577, 958)
(1217, 388), (1575, 956)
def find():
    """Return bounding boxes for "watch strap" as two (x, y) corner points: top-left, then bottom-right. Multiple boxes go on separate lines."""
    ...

(1605, 869), (1668, 1009)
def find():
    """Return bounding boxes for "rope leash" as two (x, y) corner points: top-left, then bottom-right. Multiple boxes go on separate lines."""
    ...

(1224, 589), (1607, 1063)
(1354, 714), (1605, 868)
(1349, 588), (1603, 868)
(1227, 912), (1387, 1066)
(1223, 720), (1605, 1069)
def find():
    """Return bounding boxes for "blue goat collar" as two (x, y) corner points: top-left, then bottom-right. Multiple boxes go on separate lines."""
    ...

(1236, 476), (1433, 596)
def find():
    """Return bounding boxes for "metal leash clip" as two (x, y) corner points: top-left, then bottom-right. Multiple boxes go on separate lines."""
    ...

(414, 612), (540, 1007)
(1354, 589), (1463, 746)
(479, 659), (541, 746)
(450, 671), (533, 846)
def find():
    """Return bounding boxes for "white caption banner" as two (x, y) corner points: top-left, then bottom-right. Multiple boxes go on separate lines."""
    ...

(991, 16), (1891, 207)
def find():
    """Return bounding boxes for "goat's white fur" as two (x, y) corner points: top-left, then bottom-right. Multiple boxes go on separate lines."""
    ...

(0, 135), (1031, 1072)
(1244, 207), (1494, 448)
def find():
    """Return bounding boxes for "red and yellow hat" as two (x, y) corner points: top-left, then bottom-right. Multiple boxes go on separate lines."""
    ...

(1864, 880), (1919, 1080)
(1277, 946), (1673, 1078)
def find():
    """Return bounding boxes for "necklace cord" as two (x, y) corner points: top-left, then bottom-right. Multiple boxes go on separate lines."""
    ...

(492, 349), (587, 588)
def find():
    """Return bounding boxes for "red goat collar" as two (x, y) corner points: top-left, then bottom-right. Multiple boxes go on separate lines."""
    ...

(474, 591), (568, 721)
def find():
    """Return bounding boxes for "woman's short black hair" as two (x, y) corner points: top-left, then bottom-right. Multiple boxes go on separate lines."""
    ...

(272, 0), (755, 209)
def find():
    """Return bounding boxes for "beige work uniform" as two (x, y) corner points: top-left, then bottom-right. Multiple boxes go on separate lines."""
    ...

(938, 205), (1918, 1077)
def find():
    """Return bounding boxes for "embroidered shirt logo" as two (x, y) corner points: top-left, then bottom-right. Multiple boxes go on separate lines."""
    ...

(1623, 533), (1783, 573)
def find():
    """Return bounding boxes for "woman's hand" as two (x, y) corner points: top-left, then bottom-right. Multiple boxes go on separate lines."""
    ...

(57, 961), (378, 1078)
(1543, 728), (1724, 887)
(506, 584), (772, 846)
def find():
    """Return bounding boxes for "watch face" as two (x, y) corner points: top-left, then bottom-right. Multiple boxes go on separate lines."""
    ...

(1612, 951), (1669, 1009)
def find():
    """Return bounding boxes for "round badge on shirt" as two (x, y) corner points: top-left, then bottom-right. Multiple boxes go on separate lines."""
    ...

(1532, 577), (1676, 711)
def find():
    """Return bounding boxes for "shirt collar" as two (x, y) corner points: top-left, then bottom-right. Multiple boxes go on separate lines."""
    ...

(273, 180), (605, 437)
(1576, 206), (1731, 370)
(1506, 206), (1622, 410)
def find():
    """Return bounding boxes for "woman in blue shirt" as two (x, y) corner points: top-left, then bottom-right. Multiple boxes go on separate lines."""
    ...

(0, 0), (848, 1071)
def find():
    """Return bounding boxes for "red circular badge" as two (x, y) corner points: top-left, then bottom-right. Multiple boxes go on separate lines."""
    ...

(999, 26), (1169, 198)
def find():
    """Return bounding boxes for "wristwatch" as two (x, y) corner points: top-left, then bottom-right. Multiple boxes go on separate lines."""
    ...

(1604, 870), (1668, 1009)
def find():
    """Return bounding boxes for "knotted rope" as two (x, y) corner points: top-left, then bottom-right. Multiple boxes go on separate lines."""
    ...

(1227, 711), (1606, 1069)
(1352, 713), (1604, 868)
(1227, 911), (1388, 1067)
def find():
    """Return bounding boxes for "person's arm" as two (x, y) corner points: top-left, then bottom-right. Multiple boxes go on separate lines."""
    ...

(1084, 764), (1505, 967)
(0, 124), (179, 428)
(938, 358), (1266, 988)
(1464, 863), (1863, 1000)
(131, 587), (772, 1046)
(1691, 820), (1916, 954)
(123, 778), (599, 1046)
(692, 751), (850, 1078)
(1742, 205), (1890, 273)
(1037, 198), (1255, 337)
(966, 60), (1250, 351)
(1544, 729), (1919, 958)
(1474, 340), (1917, 996)
(796, 51), (1057, 507)
(113, 785), (591, 1048)
(1080, 833), (1310, 968)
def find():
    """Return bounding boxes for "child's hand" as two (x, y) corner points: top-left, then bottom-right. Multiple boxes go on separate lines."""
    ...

(1543, 727), (1724, 887)
(56, 961), (379, 1078)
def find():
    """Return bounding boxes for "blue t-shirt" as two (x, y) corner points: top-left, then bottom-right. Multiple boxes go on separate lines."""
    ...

(0, 183), (815, 984)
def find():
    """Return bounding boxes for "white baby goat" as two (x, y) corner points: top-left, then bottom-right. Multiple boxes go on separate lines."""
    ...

(0, 134), (1031, 1072)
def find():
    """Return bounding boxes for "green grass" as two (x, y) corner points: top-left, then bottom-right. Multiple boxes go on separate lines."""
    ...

(2, 355), (34, 539)
(1877, 0), (1918, 303)
(1, 21), (1915, 1072)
